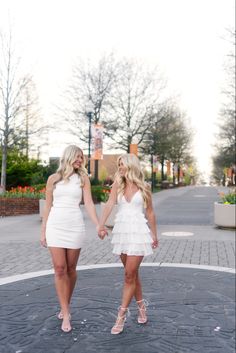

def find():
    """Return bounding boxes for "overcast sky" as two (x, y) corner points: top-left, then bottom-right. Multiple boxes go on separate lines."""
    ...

(0, 0), (235, 178)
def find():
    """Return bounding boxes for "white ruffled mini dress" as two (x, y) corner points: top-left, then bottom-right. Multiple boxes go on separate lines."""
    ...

(111, 190), (153, 256)
(46, 174), (86, 249)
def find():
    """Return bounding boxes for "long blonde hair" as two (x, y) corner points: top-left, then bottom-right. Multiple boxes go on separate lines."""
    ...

(56, 145), (87, 185)
(116, 153), (151, 207)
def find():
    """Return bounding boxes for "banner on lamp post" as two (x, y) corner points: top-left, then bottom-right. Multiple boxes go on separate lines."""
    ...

(91, 124), (103, 160)
(227, 168), (232, 177)
(153, 156), (159, 173)
(129, 144), (138, 156)
(166, 161), (171, 176)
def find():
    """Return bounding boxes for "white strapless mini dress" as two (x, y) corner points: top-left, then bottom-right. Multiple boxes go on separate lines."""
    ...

(111, 190), (153, 256)
(46, 174), (86, 249)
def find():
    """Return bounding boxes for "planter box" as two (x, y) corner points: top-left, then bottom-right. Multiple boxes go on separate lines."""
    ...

(214, 202), (236, 228)
(0, 197), (39, 217)
(100, 202), (118, 228)
(161, 181), (169, 189)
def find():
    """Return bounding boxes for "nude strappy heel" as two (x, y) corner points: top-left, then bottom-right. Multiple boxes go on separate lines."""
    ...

(61, 314), (72, 333)
(111, 306), (130, 335)
(57, 311), (71, 320)
(137, 299), (149, 324)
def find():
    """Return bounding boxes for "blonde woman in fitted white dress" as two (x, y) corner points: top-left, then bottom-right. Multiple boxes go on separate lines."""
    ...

(40, 145), (106, 333)
(98, 154), (159, 335)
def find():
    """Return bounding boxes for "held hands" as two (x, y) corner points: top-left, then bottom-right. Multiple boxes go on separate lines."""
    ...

(96, 225), (108, 240)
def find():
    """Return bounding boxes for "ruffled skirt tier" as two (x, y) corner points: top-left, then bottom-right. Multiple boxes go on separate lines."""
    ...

(112, 211), (153, 256)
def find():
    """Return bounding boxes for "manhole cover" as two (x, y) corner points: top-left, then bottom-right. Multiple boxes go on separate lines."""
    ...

(162, 231), (194, 237)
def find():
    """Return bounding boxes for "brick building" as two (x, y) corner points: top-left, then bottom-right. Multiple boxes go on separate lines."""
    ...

(50, 154), (121, 181)
(86, 154), (120, 181)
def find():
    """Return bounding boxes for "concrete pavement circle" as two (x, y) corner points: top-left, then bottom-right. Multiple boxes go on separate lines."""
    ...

(0, 265), (235, 353)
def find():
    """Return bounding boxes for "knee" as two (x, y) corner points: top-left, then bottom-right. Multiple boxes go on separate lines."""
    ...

(125, 271), (137, 284)
(54, 264), (67, 278)
(67, 265), (77, 277)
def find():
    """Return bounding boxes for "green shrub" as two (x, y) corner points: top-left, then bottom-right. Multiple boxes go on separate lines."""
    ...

(219, 191), (236, 204)
(91, 185), (111, 202)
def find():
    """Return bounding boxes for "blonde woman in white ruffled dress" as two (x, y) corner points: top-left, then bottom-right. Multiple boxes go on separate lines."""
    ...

(98, 153), (158, 335)
(40, 145), (105, 333)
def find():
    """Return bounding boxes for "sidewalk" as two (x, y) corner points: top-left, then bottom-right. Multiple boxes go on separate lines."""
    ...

(0, 186), (235, 353)
(0, 209), (234, 279)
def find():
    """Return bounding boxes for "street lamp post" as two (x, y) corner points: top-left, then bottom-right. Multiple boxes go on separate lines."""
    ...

(86, 111), (92, 176)
(146, 133), (155, 192)
(127, 127), (132, 153)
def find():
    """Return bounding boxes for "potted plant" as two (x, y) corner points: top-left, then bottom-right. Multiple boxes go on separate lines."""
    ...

(214, 190), (236, 228)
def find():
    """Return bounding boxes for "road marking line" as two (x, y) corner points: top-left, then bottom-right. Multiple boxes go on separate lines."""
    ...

(162, 231), (194, 237)
(0, 263), (235, 285)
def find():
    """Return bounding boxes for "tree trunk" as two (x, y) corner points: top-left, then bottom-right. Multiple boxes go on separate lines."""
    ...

(1, 143), (7, 192)
(172, 164), (176, 185)
(161, 157), (165, 181)
(151, 154), (154, 191)
(94, 160), (99, 182)
(177, 165), (180, 184)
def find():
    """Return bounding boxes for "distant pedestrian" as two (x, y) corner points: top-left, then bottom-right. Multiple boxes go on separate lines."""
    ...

(98, 153), (158, 334)
(40, 145), (106, 332)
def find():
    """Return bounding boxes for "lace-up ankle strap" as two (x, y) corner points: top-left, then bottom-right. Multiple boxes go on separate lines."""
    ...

(118, 306), (130, 317)
(136, 300), (148, 324)
(137, 299), (149, 307)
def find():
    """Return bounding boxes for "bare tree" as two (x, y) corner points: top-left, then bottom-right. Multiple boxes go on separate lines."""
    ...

(0, 29), (32, 191)
(167, 113), (194, 184)
(18, 76), (49, 158)
(141, 104), (193, 183)
(104, 58), (166, 152)
(60, 53), (116, 139)
(212, 28), (236, 184)
(59, 53), (116, 179)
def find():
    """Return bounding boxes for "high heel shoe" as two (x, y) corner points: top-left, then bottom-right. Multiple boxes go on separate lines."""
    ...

(57, 311), (63, 320)
(61, 314), (72, 333)
(111, 306), (130, 335)
(57, 311), (71, 320)
(137, 299), (149, 324)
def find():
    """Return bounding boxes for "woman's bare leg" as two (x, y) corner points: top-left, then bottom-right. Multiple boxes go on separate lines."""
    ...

(56, 249), (81, 319)
(120, 254), (143, 302)
(49, 247), (71, 332)
(119, 254), (147, 324)
(111, 255), (143, 333)
(66, 248), (81, 303)
(120, 255), (143, 308)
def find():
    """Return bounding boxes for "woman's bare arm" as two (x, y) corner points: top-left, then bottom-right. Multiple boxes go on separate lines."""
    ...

(145, 193), (159, 248)
(98, 181), (118, 230)
(40, 174), (58, 247)
(83, 175), (100, 228)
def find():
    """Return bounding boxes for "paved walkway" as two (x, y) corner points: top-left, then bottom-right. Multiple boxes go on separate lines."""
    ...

(0, 186), (235, 353)
(0, 186), (235, 278)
